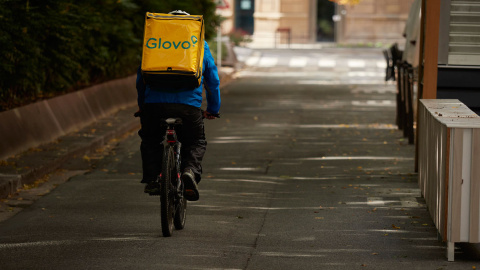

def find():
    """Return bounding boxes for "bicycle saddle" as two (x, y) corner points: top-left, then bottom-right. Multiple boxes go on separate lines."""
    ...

(165, 118), (182, 125)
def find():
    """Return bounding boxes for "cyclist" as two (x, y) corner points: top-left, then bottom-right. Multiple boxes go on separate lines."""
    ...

(136, 10), (221, 201)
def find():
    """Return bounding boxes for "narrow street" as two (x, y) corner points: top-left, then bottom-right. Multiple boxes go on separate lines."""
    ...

(0, 48), (478, 269)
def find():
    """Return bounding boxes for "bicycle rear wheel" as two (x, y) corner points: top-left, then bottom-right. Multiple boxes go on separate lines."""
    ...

(160, 147), (175, 237)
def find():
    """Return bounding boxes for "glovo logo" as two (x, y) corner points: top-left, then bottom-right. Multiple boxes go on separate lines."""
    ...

(146, 35), (198, 50)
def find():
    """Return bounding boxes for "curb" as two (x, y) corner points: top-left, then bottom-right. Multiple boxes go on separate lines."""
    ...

(0, 75), (137, 161)
(0, 107), (140, 199)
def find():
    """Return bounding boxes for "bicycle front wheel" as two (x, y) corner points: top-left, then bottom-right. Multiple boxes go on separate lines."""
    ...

(160, 147), (175, 237)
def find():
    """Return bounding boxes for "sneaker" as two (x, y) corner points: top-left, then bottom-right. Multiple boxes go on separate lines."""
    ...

(141, 175), (160, 184)
(144, 182), (160, 195)
(181, 169), (199, 201)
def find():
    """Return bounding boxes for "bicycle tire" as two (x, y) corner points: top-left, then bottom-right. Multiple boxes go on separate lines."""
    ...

(173, 143), (187, 229)
(174, 191), (187, 230)
(160, 147), (175, 237)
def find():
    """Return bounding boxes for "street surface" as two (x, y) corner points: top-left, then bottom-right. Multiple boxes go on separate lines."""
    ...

(1, 48), (479, 269)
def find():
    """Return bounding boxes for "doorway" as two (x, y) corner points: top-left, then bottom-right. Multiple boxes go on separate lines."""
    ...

(317, 0), (335, 42)
(235, 0), (255, 35)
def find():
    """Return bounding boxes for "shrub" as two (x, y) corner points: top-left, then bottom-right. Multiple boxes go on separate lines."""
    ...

(0, 0), (220, 111)
(228, 29), (252, 46)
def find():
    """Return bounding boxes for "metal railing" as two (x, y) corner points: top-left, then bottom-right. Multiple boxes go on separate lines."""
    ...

(397, 62), (415, 144)
(383, 43), (415, 144)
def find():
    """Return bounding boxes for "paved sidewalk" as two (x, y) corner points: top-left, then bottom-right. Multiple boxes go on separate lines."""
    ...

(0, 107), (138, 199)
(0, 67), (236, 201)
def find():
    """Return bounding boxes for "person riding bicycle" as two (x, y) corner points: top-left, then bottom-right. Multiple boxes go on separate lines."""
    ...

(136, 10), (221, 201)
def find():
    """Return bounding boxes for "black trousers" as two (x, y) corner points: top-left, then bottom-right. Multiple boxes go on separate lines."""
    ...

(139, 103), (206, 183)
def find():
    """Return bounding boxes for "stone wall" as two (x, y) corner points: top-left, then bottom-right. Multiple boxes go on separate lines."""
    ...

(217, 0), (415, 46)
(339, 0), (415, 44)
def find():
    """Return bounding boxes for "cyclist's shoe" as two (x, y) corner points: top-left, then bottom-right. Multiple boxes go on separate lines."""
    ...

(141, 175), (160, 184)
(144, 182), (160, 195)
(182, 169), (199, 201)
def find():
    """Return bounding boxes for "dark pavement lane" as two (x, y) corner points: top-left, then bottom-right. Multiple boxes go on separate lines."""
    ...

(1, 48), (479, 269)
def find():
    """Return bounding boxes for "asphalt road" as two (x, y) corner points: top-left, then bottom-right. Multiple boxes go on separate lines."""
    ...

(1, 48), (479, 269)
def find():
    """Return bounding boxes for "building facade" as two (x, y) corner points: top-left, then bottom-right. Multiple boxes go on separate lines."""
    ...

(216, 0), (415, 47)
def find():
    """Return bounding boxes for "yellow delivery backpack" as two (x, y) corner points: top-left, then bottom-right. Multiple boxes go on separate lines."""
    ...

(141, 12), (205, 90)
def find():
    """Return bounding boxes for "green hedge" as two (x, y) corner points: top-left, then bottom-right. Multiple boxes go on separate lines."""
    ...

(0, 0), (219, 111)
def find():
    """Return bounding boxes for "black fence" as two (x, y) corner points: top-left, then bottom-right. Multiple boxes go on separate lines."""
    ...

(383, 43), (415, 145)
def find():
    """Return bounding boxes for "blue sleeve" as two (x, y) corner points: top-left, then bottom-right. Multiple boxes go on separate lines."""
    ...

(136, 65), (146, 110)
(202, 42), (221, 114)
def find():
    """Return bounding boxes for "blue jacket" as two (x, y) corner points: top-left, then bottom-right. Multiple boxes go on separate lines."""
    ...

(136, 41), (221, 114)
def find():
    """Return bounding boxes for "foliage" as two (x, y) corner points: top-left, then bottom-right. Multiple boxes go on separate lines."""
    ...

(209, 40), (228, 63)
(328, 0), (360, 5)
(0, 0), (220, 111)
(318, 20), (333, 36)
(228, 29), (252, 46)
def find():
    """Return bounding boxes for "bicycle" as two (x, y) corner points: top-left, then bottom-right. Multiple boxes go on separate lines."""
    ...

(156, 117), (187, 237)
(135, 111), (219, 237)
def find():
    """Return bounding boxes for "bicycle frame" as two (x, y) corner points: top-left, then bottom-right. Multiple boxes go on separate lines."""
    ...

(163, 119), (182, 192)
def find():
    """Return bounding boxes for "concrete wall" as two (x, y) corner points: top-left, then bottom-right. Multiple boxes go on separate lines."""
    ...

(0, 75), (136, 161)
(251, 0), (313, 46)
(339, 0), (415, 44)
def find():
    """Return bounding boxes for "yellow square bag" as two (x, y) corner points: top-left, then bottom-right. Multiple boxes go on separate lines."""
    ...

(141, 12), (205, 90)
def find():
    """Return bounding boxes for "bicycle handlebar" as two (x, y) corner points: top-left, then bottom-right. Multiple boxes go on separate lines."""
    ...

(206, 113), (221, 118)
